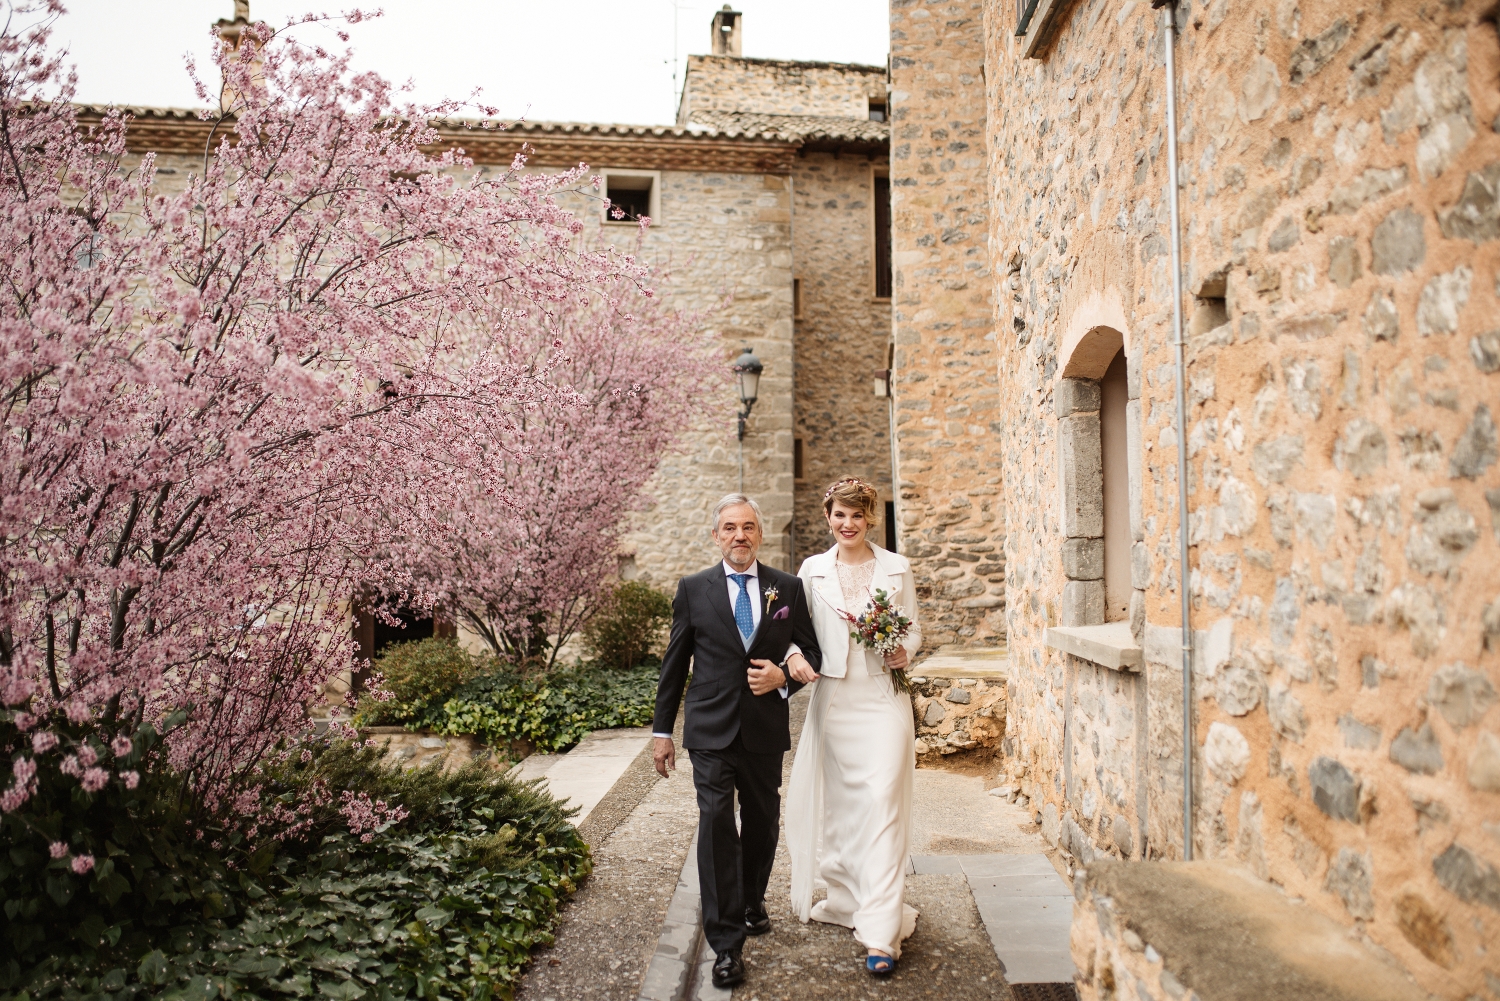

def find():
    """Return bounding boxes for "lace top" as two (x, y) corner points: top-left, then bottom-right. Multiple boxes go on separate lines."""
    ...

(835, 556), (877, 610)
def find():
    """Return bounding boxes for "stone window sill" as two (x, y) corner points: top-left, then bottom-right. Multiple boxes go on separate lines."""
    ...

(1044, 622), (1142, 672)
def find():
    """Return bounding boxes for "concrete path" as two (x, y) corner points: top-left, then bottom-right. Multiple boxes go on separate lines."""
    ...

(510, 726), (654, 826)
(515, 723), (697, 1001)
(515, 679), (1076, 1001)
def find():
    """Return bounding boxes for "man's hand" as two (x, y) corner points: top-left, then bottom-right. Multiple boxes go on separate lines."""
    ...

(883, 646), (910, 671)
(748, 658), (787, 696)
(786, 652), (818, 684)
(653, 736), (676, 778)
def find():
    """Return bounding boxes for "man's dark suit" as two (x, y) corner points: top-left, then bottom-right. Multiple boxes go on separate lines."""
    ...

(653, 562), (822, 955)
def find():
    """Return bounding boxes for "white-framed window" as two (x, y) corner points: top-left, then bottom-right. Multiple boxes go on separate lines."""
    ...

(601, 169), (662, 226)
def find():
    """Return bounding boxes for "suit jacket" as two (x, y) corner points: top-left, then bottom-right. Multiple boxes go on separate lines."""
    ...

(653, 562), (822, 753)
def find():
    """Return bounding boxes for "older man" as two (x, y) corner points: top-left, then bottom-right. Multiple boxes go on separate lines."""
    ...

(651, 494), (821, 988)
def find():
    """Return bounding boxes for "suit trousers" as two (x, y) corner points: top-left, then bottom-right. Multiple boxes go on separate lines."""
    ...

(689, 732), (783, 955)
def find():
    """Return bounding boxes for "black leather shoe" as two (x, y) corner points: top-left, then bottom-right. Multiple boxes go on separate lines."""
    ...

(744, 904), (772, 936)
(712, 949), (746, 988)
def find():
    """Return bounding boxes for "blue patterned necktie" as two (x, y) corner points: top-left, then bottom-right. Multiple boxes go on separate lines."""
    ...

(728, 573), (755, 645)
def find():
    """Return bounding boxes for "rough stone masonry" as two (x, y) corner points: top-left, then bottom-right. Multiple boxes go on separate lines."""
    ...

(882, 0), (1500, 996)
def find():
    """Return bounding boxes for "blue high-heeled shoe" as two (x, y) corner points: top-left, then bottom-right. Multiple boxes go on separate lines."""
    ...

(866, 953), (895, 976)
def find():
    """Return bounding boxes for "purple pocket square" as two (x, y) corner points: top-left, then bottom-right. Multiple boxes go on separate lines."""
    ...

(772, 606), (790, 620)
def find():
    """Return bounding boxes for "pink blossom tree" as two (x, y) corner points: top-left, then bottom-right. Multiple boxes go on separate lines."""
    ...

(406, 277), (721, 668)
(0, 3), (666, 817)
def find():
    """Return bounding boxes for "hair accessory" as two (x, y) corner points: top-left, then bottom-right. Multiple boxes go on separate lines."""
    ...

(823, 477), (871, 502)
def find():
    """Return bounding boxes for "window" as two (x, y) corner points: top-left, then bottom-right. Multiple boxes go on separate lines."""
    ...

(604, 172), (658, 224)
(873, 174), (892, 299)
(868, 99), (887, 122)
(794, 437), (805, 480)
(1100, 350), (1130, 621)
(793, 277), (803, 319)
(885, 501), (898, 553)
(1015, 0), (1041, 35)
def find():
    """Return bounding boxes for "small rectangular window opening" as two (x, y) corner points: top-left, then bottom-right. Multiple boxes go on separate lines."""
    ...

(794, 438), (805, 480)
(606, 175), (652, 223)
(873, 174), (892, 298)
(884, 501), (897, 552)
(793, 278), (803, 319)
(868, 99), (887, 122)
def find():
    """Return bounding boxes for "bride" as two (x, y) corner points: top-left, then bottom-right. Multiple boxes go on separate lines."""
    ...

(782, 477), (922, 975)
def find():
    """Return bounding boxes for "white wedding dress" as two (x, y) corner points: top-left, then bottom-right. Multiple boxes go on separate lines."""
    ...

(786, 543), (921, 958)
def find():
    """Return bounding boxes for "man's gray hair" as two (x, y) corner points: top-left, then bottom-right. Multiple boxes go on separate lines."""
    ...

(710, 493), (764, 533)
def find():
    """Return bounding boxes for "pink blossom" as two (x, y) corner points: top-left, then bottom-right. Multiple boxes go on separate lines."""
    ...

(12, 757), (35, 784)
(49, 841), (69, 859)
(13, 711), (35, 731)
(31, 731), (58, 754)
(0, 787), (27, 812)
(339, 789), (409, 840)
(121, 770), (140, 789)
(71, 854), (95, 875)
(80, 767), (110, 793)
(76, 744), (98, 767)
(110, 737), (133, 758)
(0, 8), (688, 823)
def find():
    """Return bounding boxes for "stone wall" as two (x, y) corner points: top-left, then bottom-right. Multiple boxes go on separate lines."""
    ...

(889, 0), (1006, 650)
(678, 55), (887, 123)
(1071, 858), (1427, 1001)
(790, 151), (895, 565)
(551, 166), (798, 585)
(976, 0), (1500, 995)
(908, 670), (1006, 757)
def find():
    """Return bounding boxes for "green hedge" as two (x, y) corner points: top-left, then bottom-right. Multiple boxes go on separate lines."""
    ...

(355, 639), (660, 754)
(2, 739), (589, 1001)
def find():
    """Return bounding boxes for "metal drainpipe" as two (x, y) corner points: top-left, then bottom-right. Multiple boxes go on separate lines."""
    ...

(1156, 0), (1194, 861)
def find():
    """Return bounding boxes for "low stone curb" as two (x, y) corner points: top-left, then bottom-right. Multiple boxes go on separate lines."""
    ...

(636, 830), (704, 1001)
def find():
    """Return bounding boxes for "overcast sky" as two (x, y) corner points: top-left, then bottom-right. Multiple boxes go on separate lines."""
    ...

(50, 1), (888, 125)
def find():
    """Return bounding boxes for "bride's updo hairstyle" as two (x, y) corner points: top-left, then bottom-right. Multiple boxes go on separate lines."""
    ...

(823, 477), (879, 524)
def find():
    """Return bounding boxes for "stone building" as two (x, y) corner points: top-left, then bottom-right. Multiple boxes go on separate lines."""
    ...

(887, 0), (1500, 997)
(93, 4), (898, 660)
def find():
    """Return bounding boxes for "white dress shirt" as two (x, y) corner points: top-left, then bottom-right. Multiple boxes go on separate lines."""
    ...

(653, 560), (789, 740)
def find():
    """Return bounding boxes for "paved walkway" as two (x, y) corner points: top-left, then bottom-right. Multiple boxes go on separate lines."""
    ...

(516, 723), (699, 1001)
(516, 685), (1074, 1001)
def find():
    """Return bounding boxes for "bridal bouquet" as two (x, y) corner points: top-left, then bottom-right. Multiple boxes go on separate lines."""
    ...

(840, 588), (913, 693)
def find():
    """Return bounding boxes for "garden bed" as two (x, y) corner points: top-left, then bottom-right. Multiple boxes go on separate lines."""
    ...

(1, 739), (590, 1001)
(356, 638), (661, 756)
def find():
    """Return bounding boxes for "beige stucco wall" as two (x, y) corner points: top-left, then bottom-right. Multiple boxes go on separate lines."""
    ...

(890, 0), (1007, 650)
(791, 151), (895, 565)
(976, 0), (1500, 994)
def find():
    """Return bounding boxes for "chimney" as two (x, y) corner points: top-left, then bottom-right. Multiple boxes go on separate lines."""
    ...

(214, 1), (261, 114)
(711, 5), (742, 57)
(215, 0), (251, 52)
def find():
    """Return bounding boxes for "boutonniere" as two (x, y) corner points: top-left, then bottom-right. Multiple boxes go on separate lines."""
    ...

(763, 585), (779, 616)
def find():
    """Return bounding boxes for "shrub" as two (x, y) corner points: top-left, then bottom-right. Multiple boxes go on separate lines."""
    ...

(582, 582), (673, 670)
(0, 710), (235, 988)
(429, 662), (660, 753)
(357, 636), (484, 727)
(2, 739), (590, 1000)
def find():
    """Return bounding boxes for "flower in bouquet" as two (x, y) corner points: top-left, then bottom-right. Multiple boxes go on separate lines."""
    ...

(839, 588), (913, 693)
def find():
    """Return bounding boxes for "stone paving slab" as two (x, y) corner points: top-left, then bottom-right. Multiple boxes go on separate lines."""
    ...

(958, 856), (1075, 985)
(510, 727), (654, 826)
